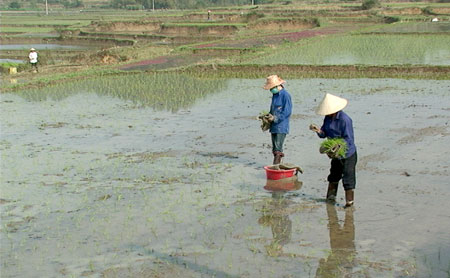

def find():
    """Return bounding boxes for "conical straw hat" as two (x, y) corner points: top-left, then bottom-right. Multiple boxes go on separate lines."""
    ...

(316, 93), (348, 115)
(263, 75), (285, 90)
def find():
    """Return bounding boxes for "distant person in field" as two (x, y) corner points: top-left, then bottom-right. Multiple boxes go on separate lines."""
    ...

(310, 93), (357, 208)
(263, 75), (292, 165)
(29, 48), (38, 72)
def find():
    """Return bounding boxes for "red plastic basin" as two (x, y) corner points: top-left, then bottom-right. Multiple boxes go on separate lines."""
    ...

(264, 165), (296, 180)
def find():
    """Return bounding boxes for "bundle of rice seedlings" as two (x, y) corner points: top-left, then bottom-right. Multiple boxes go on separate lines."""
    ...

(258, 110), (272, 131)
(320, 138), (347, 159)
(259, 110), (269, 116)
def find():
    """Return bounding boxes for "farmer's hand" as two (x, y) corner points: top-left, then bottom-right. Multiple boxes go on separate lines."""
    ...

(267, 114), (275, 122)
(309, 124), (321, 133)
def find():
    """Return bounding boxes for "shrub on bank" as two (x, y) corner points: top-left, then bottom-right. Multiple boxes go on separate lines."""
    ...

(0, 62), (30, 73)
(361, 0), (380, 10)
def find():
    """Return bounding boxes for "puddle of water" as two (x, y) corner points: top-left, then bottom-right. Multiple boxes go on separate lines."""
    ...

(0, 44), (91, 50)
(1, 78), (450, 277)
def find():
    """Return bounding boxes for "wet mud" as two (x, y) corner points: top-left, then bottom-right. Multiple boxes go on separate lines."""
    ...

(1, 78), (450, 277)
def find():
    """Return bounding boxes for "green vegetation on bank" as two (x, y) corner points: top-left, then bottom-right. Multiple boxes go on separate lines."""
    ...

(4, 63), (448, 94)
(0, 62), (28, 73)
(178, 64), (450, 79)
(0, 27), (57, 33)
(0, 20), (91, 26)
(1, 0), (277, 11)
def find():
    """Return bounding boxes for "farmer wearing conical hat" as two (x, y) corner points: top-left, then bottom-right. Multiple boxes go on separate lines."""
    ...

(310, 93), (357, 207)
(263, 75), (292, 165)
(29, 48), (38, 73)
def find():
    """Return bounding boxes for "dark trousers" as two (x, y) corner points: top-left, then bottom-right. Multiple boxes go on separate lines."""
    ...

(327, 151), (357, 190)
(271, 133), (286, 153)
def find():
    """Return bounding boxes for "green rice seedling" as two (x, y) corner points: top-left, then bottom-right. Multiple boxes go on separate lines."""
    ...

(259, 110), (269, 116)
(252, 34), (450, 66)
(365, 22), (450, 34)
(14, 72), (226, 112)
(0, 27), (55, 33)
(320, 138), (347, 159)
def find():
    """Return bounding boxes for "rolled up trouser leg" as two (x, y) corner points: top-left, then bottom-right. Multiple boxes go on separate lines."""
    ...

(271, 133), (286, 153)
(271, 133), (286, 164)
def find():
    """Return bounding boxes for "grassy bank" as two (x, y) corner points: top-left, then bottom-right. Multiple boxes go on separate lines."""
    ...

(2, 64), (449, 94)
(177, 64), (450, 79)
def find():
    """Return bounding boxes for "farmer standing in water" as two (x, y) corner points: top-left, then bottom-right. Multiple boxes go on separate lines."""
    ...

(29, 48), (38, 73)
(263, 75), (292, 165)
(310, 93), (357, 207)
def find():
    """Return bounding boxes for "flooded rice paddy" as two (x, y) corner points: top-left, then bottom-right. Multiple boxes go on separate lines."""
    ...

(1, 77), (450, 278)
(0, 59), (24, 64)
(253, 35), (450, 66)
(0, 44), (92, 51)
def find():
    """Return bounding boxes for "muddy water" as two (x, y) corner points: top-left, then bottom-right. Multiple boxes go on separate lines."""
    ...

(1, 78), (450, 278)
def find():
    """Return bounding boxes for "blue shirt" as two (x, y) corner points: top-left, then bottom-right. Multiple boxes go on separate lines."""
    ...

(270, 88), (292, 134)
(318, 111), (356, 158)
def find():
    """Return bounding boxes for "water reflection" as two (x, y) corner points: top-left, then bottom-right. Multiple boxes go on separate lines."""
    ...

(14, 73), (226, 112)
(258, 191), (293, 256)
(259, 177), (302, 256)
(316, 204), (356, 278)
(263, 176), (302, 192)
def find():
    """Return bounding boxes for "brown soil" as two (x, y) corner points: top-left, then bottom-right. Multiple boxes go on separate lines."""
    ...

(193, 25), (353, 49)
(192, 48), (255, 55)
(249, 20), (317, 31)
(88, 21), (242, 37)
(159, 25), (239, 36)
(381, 7), (423, 16)
(69, 49), (127, 65)
(92, 21), (161, 32)
(431, 7), (450, 15)
(183, 13), (243, 22)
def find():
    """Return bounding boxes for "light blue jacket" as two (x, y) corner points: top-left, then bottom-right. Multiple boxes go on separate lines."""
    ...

(269, 88), (292, 134)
